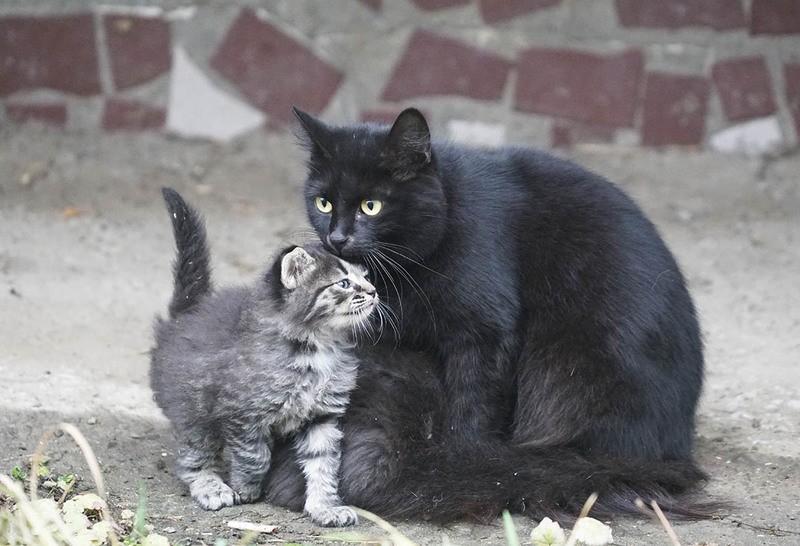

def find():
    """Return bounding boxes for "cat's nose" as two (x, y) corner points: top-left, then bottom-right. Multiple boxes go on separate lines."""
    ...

(328, 233), (350, 253)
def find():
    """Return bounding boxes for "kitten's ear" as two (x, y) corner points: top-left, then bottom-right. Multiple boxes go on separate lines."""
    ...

(379, 108), (432, 181)
(292, 107), (332, 160)
(280, 246), (317, 289)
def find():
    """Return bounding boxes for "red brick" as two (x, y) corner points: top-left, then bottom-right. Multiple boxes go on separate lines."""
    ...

(550, 121), (615, 148)
(750, 0), (800, 35)
(614, 0), (745, 31)
(411, 0), (469, 10)
(102, 98), (165, 131)
(211, 9), (342, 125)
(357, 0), (382, 11)
(381, 30), (512, 101)
(0, 13), (100, 96)
(515, 48), (644, 127)
(5, 102), (67, 127)
(360, 108), (431, 124)
(104, 15), (171, 90)
(361, 109), (403, 124)
(641, 73), (709, 146)
(784, 63), (800, 138)
(480, 0), (562, 24)
(712, 57), (776, 122)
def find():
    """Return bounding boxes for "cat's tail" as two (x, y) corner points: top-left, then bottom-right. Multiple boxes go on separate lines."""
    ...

(343, 440), (721, 523)
(161, 187), (212, 318)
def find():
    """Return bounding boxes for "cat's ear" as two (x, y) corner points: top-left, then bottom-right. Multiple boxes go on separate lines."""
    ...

(280, 246), (317, 289)
(379, 108), (432, 181)
(292, 107), (333, 160)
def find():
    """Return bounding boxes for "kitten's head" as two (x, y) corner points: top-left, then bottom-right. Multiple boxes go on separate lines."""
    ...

(293, 108), (448, 265)
(270, 245), (378, 336)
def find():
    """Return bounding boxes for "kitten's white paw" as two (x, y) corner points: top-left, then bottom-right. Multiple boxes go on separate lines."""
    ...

(190, 478), (237, 511)
(308, 505), (358, 527)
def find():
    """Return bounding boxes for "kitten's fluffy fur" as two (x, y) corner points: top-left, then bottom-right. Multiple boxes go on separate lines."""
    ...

(261, 109), (714, 521)
(150, 188), (377, 527)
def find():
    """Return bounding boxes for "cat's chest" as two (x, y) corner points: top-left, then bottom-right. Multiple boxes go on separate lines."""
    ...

(383, 261), (520, 342)
(272, 349), (357, 435)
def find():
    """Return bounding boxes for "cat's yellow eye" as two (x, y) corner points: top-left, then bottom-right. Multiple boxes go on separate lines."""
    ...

(315, 196), (333, 213)
(360, 199), (382, 216)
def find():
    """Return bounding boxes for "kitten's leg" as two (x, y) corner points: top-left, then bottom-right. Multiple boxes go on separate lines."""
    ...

(226, 424), (272, 504)
(175, 432), (236, 511)
(294, 416), (357, 527)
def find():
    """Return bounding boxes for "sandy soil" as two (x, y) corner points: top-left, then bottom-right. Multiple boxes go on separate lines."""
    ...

(1, 125), (798, 545)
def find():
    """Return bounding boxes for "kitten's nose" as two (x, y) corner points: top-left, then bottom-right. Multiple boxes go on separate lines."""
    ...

(328, 232), (350, 253)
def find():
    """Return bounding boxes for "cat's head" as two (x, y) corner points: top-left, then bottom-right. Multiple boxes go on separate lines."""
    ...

(293, 108), (448, 266)
(271, 244), (378, 335)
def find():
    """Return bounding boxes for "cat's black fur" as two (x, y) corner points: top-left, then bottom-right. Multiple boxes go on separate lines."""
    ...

(263, 108), (713, 521)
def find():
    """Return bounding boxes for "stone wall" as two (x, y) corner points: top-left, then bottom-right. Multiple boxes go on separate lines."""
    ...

(1, 0), (799, 155)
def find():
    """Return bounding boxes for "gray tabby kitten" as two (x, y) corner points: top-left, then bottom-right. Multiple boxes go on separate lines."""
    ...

(150, 188), (377, 527)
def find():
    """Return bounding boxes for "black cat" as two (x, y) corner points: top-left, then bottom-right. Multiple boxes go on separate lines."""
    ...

(264, 108), (712, 521)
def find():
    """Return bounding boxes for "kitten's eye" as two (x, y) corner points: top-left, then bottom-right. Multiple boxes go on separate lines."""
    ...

(315, 196), (333, 213)
(360, 199), (382, 216)
(336, 279), (351, 289)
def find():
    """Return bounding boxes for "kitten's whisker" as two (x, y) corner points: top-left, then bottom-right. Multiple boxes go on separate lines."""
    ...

(364, 298), (386, 345)
(367, 312), (381, 345)
(370, 307), (383, 345)
(377, 301), (400, 343)
(350, 314), (366, 345)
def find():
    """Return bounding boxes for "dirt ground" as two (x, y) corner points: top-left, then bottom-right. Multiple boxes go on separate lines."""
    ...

(1, 124), (799, 545)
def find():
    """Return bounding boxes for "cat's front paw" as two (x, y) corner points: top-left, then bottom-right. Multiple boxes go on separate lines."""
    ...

(307, 505), (358, 527)
(190, 478), (237, 511)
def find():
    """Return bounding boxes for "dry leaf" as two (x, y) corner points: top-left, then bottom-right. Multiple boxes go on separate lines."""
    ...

(61, 207), (89, 219)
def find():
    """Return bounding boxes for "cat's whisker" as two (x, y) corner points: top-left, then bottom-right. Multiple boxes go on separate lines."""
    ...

(377, 243), (453, 281)
(366, 251), (405, 337)
(376, 262), (405, 338)
(377, 241), (426, 262)
(375, 249), (428, 298)
(373, 249), (437, 341)
(277, 228), (319, 248)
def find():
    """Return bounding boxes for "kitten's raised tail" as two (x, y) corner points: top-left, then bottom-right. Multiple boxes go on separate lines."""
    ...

(161, 187), (212, 318)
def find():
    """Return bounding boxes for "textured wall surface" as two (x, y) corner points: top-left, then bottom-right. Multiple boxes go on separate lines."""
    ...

(1, 0), (799, 153)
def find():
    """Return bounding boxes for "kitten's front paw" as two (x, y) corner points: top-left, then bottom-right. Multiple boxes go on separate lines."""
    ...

(234, 482), (263, 505)
(308, 505), (358, 527)
(190, 479), (237, 511)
